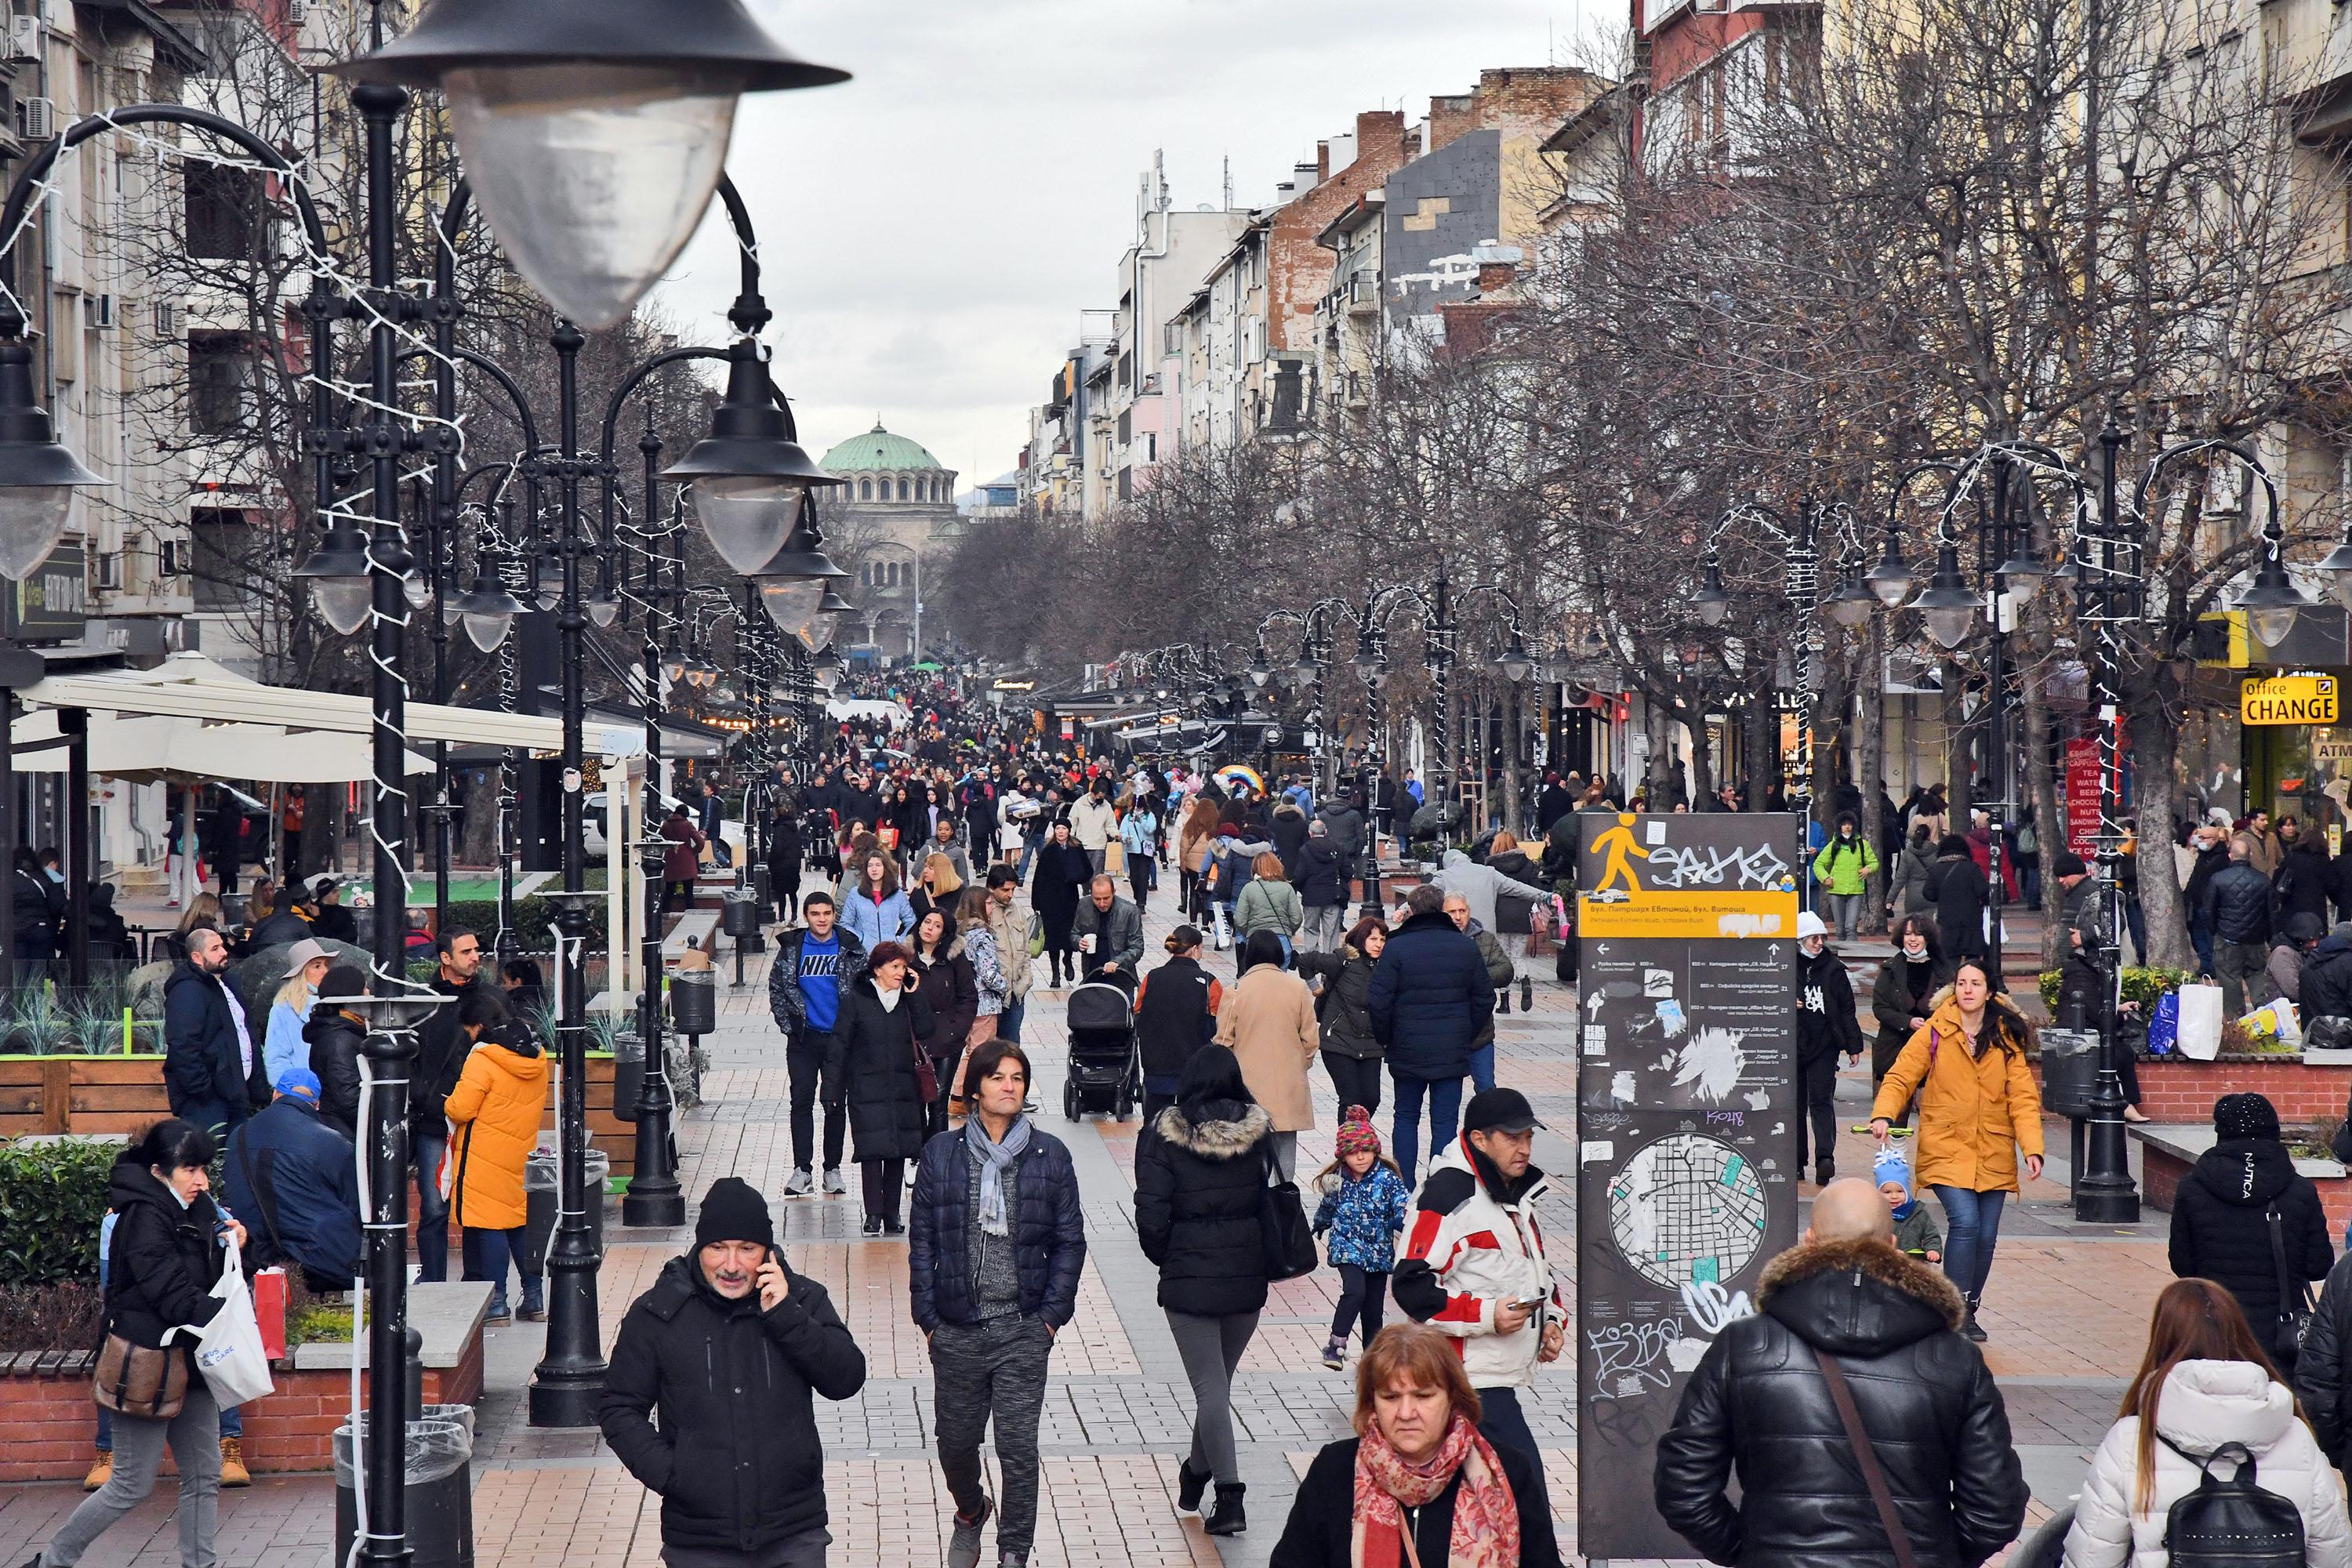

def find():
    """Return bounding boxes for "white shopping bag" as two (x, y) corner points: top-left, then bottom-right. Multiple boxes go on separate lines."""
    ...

(2175, 982), (2226, 1062)
(1211, 904), (1232, 950)
(169, 1236), (274, 1406)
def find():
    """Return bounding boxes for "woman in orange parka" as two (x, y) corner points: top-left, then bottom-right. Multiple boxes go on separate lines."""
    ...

(1869, 956), (2044, 1345)
(445, 986), (549, 1325)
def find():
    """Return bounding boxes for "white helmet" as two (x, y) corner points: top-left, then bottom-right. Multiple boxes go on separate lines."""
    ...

(1795, 911), (1829, 940)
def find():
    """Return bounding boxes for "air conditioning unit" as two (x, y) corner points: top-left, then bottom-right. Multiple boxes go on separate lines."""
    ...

(19, 96), (53, 142)
(152, 299), (181, 338)
(89, 293), (114, 329)
(285, 0), (308, 23)
(6, 17), (38, 62)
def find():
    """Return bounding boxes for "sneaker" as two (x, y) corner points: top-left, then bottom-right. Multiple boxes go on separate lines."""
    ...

(946, 1500), (993, 1568)
(82, 1449), (111, 1492)
(822, 1167), (846, 1196)
(1319, 1338), (1345, 1370)
(862, 1216), (883, 1236)
(219, 1436), (251, 1488)
(996, 1555), (1027, 1568)
(784, 1167), (814, 1196)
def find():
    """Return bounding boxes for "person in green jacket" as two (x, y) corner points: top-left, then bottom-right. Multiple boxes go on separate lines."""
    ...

(1812, 812), (1880, 941)
(1232, 851), (1304, 971)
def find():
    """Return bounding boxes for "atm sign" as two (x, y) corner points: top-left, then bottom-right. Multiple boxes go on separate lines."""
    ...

(2242, 676), (2339, 725)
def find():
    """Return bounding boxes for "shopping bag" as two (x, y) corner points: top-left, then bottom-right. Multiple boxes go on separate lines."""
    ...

(2176, 982), (2225, 1062)
(1105, 840), (1125, 876)
(167, 1236), (274, 1406)
(1211, 904), (1232, 950)
(2241, 997), (2302, 1047)
(2147, 990), (2180, 1056)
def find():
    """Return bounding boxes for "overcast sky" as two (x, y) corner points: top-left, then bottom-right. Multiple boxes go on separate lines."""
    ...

(649, 0), (1606, 492)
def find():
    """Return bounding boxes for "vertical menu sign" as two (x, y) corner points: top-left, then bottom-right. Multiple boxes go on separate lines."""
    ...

(1575, 812), (1800, 1561)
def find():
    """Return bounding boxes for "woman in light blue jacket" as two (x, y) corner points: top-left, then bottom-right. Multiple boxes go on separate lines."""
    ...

(840, 849), (914, 948)
(263, 938), (332, 1086)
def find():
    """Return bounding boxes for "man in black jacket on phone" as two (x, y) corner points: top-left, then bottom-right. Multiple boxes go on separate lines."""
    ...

(600, 1178), (866, 1568)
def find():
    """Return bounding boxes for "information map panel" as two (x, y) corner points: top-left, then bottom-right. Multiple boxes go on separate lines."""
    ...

(1575, 812), (1800, 1562)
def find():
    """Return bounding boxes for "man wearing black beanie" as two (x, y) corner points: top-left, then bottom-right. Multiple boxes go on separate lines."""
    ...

(600, 1177), (867, 1567)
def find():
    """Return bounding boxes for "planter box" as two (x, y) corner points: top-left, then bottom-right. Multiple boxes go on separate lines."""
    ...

(2135, 1123), (2352, 1232)
(2037, 1053), (2352, 1126)
(0, 1055), (171, 1139)
(0, 1282), (488, 1480)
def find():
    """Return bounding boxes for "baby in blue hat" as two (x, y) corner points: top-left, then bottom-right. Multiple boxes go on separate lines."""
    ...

(1874, 1145), (1942, 1262)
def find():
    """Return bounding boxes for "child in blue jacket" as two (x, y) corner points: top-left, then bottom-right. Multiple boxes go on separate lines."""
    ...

(1310, 1105), (1413, 1369)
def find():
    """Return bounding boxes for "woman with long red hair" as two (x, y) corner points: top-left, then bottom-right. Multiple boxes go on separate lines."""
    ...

(2062, 1279), (2351, 1568)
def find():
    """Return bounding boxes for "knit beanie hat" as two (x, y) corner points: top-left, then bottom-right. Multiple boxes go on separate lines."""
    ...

(1335, 1105), (1382, 1160)
(1871, 1145), (1913, 1196)
(695, 1176), (775, 1251)
(2214, 1091), (2281, 1143)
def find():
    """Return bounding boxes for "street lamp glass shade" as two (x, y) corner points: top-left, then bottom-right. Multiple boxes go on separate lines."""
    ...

(441, 66), (733, 330)
(1247, 655), (1272, 688)
(1495, 644), (1533, 683)
(586, 590), (622, 629)
(402, 567), (434, 611)
(0, 485), (76, 582)
(2237, 550), (2310, 647)
(1828, 579), (1876, 627)
(463, 610), (511, 652)
(2319, 539), (2352, 608)
(694, 473), (798, 576)
(312, 576), (374, 637)
(1995, 551), (2047, 606)
(1292, 650), (1321, 682)
(760, 576), (824, 645)
(1864, 546), (1917, 608)
(1693, 561), (1731, 627)
(662, 652), (688, 684)
(1913, 544), (1980, 652)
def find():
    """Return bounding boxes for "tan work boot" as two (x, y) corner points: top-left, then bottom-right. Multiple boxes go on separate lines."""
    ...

(82, 1449), (111, 1491)
(219, 1436), (251, 1487)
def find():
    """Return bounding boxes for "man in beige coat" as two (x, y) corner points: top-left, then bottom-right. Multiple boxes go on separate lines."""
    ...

(1214, 930), (1319, 1179)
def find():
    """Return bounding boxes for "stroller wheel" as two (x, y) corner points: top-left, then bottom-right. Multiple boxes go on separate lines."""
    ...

(1064, 1080), (1082, 1121)
(1114, 1087), (1134, 1120)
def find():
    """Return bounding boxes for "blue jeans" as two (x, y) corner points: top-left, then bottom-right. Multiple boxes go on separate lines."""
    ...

(1931, 1185), (2008, 1304)
(462, 1225), (538, 1314)
(1477, 1385), (1548, 1514)
(2190, 909), (2216, 977)
(998, 997), (1025, 1045)
(1016, 836), (1041, 881)
(412, 1131), (449, 1283)
(1469, 1041), (1495, 1094)
(1390, 1071), (1464, 1185)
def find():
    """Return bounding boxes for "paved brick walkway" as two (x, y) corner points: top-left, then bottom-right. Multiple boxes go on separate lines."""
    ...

(0, 894), (2170, 1568)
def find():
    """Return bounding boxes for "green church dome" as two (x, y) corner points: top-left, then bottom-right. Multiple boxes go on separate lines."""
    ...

(819, 420), (944, 472)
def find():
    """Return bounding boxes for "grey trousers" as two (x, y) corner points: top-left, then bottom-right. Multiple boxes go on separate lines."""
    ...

(44, 1377), (220, 1568)
(2217, 939), (2272, 1017)
(1167, 1308), (1259, 1485)
(931, 1315), (1053, 1556)
(1301, 903), (1347, 953)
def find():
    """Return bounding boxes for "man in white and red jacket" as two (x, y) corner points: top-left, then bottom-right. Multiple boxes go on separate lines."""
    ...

(1394, 1086), (1563, 1504)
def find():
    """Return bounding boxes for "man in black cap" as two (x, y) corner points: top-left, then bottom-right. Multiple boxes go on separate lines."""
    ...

(1393, 1086), (1561, 1501)
(600, 1178), (866, 1568)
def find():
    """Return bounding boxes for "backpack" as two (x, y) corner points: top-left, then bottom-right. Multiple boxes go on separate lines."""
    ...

(2159, 1438), (2307, 1568)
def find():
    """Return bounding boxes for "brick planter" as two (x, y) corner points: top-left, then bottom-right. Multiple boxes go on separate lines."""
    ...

(0, 1285), (486, 1480)
(2108, 1054), (2352, 1124)
(2136, 1124), (2352, 1232)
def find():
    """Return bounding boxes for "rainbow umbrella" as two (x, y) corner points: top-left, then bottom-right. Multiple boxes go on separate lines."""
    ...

(1214, 763), (1265, 794)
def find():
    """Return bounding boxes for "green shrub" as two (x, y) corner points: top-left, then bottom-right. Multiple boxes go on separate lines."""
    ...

(439, 896), (608, 952)
(2038, 966), (2190, 1012)
(0, 1139), (117, 1288)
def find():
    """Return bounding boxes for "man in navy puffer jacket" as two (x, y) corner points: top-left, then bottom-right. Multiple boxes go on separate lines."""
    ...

(1368, 884), (1497, 1181)
(909, 1038), (1084, 1568)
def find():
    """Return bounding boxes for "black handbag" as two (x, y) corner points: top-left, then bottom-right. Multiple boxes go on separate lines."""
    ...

(2266, 1203), (2314, 1371)
(1259, 1144), (1318, 1282)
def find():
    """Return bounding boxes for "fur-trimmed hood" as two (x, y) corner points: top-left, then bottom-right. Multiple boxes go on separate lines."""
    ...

(1756, 1236), (1966, 1357)
(1152, 1100), (1273, 1160)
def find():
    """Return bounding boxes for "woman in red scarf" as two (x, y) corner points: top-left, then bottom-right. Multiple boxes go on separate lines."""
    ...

(1269, 1323), (1561, 1567)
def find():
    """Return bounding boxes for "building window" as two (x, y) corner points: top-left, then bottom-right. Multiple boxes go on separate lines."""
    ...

(185, 165), (265, 262)
(858, 477), (872, 500)
(188, 505), (252, 612)
(898, 477), (911, 501)
(188, 332), (258, 434)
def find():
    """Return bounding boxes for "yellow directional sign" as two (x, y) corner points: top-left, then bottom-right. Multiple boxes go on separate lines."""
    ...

(2241, 675), (2338, 726)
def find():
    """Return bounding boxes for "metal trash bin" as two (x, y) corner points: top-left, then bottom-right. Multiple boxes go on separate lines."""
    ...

(2038, 1028), (2103, 1119)
(336, 1414), (474, 1568)
(612, 1029), (645, 1118)
(670, 968), (717, 1036)
(720, 891), (762, 938)
(522, 1145), (609, 1275)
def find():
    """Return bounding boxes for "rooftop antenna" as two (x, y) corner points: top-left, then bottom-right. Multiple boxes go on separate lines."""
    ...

(1222, 154), (1232, 211)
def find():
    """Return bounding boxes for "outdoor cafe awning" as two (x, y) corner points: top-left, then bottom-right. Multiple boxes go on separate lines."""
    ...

(10, 708), (433, 782)
(13, 651), (644, 760)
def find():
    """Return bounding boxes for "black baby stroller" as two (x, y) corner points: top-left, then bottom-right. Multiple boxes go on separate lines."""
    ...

(1062, 979), (1140, 1120)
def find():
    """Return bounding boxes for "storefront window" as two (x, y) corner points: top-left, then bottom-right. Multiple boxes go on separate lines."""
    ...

(2175, 707), (2244, 826)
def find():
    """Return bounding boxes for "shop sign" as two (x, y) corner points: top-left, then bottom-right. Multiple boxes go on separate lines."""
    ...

(2241, 675), (2339, 725)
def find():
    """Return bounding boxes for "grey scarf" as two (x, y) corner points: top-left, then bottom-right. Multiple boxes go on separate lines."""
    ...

(966, 1112), (1031, 1237)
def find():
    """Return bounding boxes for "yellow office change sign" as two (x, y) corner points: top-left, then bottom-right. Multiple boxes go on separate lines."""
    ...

(1576, 812), (1802, 938)
(2241, 675), (2339, 726)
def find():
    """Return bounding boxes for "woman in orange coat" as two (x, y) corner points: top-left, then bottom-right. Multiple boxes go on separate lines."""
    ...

(1869, 956), (2044, 1344)
(445, 987), (549, 1324)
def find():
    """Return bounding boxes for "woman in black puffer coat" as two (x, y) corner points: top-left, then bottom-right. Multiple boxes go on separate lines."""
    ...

(1295, 916), (1388, 1119)
(33, 1120), (244, 1568)
(838, 942), (933, 1237)
(2169, 1091), (2332, 1369)
(1136, 1045), (1275, 1534)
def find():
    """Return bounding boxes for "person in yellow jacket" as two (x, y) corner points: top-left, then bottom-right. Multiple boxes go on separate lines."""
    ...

(1869, 956), (2043, 1346)
(445, 987), (549, 1325)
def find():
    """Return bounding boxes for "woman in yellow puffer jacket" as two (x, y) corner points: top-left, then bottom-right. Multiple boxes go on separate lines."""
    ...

(444, 988), (549, 1323)
(1870, 956), (2043, 1345)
